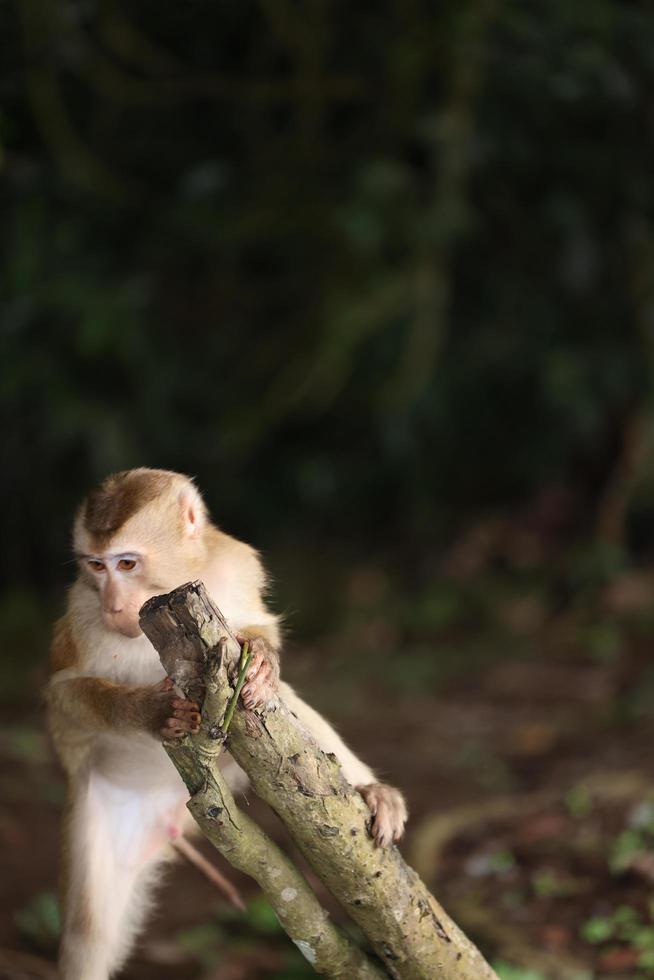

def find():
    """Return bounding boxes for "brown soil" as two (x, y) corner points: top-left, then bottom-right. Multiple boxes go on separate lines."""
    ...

(2, 638), (654, 979)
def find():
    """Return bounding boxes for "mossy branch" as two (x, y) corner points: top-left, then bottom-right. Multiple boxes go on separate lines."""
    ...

(140, 595), (382, 979)
(140, 581), (499, 980)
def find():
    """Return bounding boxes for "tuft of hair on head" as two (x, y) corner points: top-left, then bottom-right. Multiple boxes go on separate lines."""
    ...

(82, 469), (173, 544)
(78, 468), (207, 548)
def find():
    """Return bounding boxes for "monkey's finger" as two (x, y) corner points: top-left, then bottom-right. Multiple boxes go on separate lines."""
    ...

(372, 812), (394, 848)
(164, 716), (187, 730)
(242, 671), (276, 708)
(240, 658), (267, 703)
(247, 662), (273, 689)
(373, 799), (406, 846)
(164, 715), (200, 734)
(246, 660), (273, 685)
(172, 708), (201, 726)
(173, 709), (201, 725)
(243, 668), (271, 692)
(154, 677), (175, 693)
(388, 795), (408, 841)
(173, 713), (201, 728)
(241, 685), (260, 709)
(392, 803), (408, 842)
(161, 726), (186, 739)
(172, 698), (200, 712)
(242, 670), (270, 698)
(244, 650), (265, 677)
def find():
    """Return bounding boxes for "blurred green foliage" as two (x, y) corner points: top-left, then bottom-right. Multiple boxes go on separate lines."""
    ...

(14, 890), (60, 953)
(493, 966), (549, 980)
(2, 0), (654, 611)
(174, 899), (316, 978)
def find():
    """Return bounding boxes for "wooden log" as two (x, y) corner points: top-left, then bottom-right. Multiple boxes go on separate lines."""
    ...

(141, 594), (383, 979)
(140, 581), (499, 980)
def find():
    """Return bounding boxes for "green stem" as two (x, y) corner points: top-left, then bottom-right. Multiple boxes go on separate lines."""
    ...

(222, 641), (250, 732)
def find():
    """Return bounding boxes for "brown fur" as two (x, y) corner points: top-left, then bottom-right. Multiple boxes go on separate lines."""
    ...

(82, 470), (175, 548)
(50, 617), (79, 672)
(48, 671), (183, 736)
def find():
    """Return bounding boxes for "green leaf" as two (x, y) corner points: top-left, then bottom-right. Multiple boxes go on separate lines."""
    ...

(532, 868), (571, 898)
(564, 786), (592, 819)
(610, 829), (645, 873)
(639, 948), (654, 971)
(487, 850), (516, 873)
(633, 927), (654, 950)
(175, 922), (223, 967)
(245, 896), (283, 935)
(581, 916), (614, 944)
(14, 892), (61, 951)
(493, 962), (548, 980)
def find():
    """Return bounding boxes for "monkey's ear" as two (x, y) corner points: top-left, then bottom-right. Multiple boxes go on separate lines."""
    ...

(178, 484), (206, 539)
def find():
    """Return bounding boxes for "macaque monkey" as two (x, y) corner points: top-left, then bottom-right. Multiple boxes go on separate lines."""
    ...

(47, 468), (407, 980)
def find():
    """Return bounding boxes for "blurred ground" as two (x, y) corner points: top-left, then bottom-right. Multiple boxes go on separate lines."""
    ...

(3, 545), (654, 980)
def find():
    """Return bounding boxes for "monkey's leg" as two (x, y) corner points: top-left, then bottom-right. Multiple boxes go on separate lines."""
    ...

(59, 769), (184, 980)
(280, 682), (408, 846)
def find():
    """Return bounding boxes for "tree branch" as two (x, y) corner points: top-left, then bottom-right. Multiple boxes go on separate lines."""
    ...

(140, 581), (498, 980)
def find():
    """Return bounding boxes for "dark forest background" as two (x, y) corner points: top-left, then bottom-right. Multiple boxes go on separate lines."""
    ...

(3, 2), (654, 978)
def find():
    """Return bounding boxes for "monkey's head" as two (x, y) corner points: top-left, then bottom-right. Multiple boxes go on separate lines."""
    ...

(73, 468), (208, 638)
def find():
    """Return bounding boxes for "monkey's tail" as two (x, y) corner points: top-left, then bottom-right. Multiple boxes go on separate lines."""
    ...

(172, 836), (246, 911)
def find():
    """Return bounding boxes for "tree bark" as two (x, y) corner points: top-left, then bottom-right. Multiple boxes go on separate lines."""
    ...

(140, 581), (498, 980)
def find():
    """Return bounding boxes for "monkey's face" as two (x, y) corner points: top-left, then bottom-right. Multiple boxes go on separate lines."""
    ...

(80, 552), (154, 637)
(74, 472), (207, 637)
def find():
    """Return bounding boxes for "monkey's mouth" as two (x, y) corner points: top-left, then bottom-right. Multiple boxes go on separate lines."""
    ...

(117, 624), (143, 639)
(102, 613), (143, 639)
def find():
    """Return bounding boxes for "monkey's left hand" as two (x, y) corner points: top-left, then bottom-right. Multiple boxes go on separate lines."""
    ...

(357, 782), (408, 848)
(234, 635), (280, 710)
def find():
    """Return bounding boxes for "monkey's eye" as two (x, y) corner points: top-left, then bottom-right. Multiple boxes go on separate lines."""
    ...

(117, 558), (137, 572)
(87, 559), (106, 573)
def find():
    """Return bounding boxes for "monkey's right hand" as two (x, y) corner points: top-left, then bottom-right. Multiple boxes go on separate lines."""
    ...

(136, 677), (201, 740)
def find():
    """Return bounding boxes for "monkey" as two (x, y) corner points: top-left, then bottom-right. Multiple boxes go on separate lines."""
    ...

(46, 468), (407, 980)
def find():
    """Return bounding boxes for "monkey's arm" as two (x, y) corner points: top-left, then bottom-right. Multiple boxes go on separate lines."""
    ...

(47, 674), (202, 741)
(48, 615), (201, 741)
(226, 543), (282, 709)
